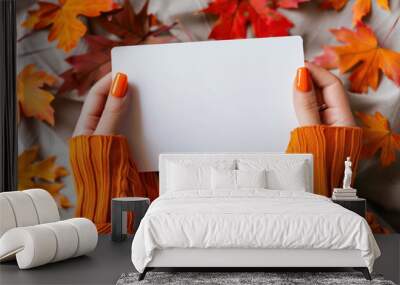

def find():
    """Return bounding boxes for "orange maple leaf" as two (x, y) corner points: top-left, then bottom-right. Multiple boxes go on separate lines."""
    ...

(18, 146), (72, 208)
(22, 0), (118, 52)
(356, 111), (400, 167)
(313, 23), (400, 93)
(321, 0), (390, 25)
(22, 2), (59, 30)
(17, 64), (57, 126)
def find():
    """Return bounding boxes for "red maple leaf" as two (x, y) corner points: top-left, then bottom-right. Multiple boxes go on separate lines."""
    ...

(202, 0), (309, 40)
(59, 0), (175, 95)
(59, 35), (119, 95)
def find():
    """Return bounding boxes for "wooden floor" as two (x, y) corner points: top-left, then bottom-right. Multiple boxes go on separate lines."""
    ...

(0, 234), (399, 285)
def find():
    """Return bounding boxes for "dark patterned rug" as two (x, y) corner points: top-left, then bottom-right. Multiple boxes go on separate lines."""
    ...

(116, 271), (395, 285)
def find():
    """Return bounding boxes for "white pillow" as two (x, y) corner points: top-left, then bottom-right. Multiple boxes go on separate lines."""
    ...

(237, 169), (267, 188)
(237, 159), (307, 191)
(211, 168), (236, 189)
(167, 160), (235, 191)
(211, 169), (267, 190)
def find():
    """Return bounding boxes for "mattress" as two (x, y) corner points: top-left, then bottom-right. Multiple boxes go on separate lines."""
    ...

(131, 189), (380, 272)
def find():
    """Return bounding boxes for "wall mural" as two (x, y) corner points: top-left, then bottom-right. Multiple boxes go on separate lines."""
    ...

(16, 0), (400, 233)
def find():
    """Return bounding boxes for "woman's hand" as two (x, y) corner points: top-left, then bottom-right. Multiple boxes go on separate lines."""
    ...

(293, 62), (356, 127)
(73, 72), (129, 136)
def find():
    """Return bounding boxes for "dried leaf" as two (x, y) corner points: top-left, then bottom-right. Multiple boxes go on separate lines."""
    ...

(356, 111), (400, 167)
(59, 0), (175, 95)
(18, 146), (71, 208)
(59, 195), (73, 208)
(202, 0), (309, 40)
(17, 64), (57, 125)
(59, 35), (118, 95)
(320, 0), (347, 10)
(320, 0), (390, 25)
(312, 47), (338, 70)
(313, 23), (400, 93)
(22, 0), (118, 52)
(95, 0), (150, 43)
(94, 0), (175, 44)
(22, 2), (58, 30)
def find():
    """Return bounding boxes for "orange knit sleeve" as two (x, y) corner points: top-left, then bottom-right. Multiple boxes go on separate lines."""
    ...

(286, 125), (363, 197)
(69, 135), (146, 233)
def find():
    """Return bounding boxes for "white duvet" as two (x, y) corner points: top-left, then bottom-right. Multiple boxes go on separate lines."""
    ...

(131, 190), (380, 273)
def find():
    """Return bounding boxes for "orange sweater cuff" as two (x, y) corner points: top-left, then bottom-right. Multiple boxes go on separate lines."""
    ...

(286, 125), (363, 197)
(69, 135), (144, 233)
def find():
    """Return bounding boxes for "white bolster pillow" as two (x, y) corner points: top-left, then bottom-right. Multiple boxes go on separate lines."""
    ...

(0, 218), (98, 269)
(42, 221), (79, 262)
(64, 218), (98, 257)
(23, 189), (60, 223)
(0, 191), (39, 227)
(0, 189), (60, 237)
(0, 196), (17, 237)
(0, 225), (57, 267)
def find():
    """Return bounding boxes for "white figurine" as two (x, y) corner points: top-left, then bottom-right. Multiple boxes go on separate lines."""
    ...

(343, 157), (353, 189)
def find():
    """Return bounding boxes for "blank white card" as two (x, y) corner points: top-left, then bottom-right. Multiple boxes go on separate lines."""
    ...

(112, 36), (304, 171)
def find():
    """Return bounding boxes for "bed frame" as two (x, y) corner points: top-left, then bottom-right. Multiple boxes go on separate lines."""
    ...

(139, 153), (371, 280)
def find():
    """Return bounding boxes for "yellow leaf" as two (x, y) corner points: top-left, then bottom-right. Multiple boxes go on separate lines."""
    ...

(22, 2), (58, 30)
(18, 146), (71, 208)
(376, 0), (390, 10)
(59, 195), (73, 209)
(321, 0), (390, 25)
(23, 0), (118, 52)
(17, 64), (56, 125)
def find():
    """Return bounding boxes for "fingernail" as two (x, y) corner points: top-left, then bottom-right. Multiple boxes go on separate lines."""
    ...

(296, 67), (311, 92)
(110, 72), (128, 97)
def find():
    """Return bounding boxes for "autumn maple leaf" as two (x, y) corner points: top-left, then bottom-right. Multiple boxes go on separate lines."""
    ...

(59, 0), (175, 95)
(18, 146), (71, 208)
(59, 35), (119, 95)
(313, 47), (339, 70)
(320, 0), (390, 25)
(17, 64), (57, 126)
(22, 2), (59, 30)
(356, 112), (400, 167)
(313, 23), (400, 93)
(22, 0), (118, 52)
(202, 0), (309, 40)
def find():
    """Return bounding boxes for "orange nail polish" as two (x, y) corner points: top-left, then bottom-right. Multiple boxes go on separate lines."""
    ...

(296, 67), (311, 92)
(110, 72), (128, 97)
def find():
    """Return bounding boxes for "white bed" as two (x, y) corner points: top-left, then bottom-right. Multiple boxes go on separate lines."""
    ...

(131, 153), (380, 280)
